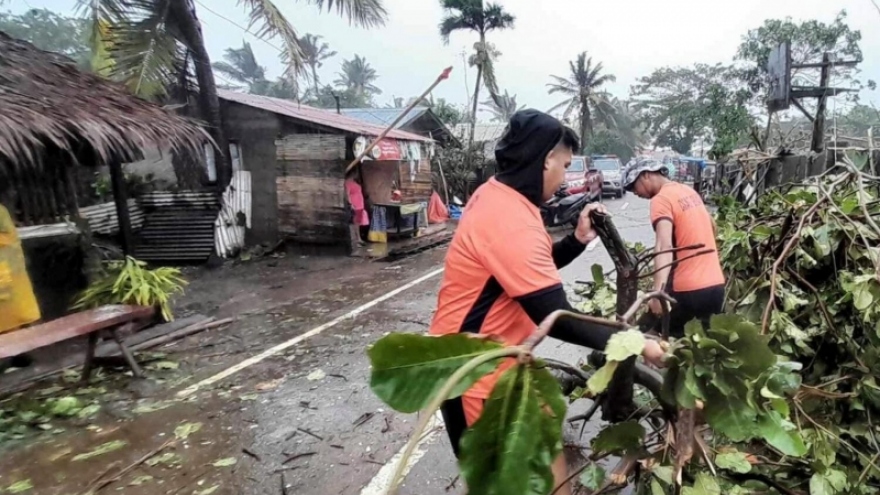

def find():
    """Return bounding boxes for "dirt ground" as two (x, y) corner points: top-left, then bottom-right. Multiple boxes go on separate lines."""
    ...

(0, 195), (652, 495)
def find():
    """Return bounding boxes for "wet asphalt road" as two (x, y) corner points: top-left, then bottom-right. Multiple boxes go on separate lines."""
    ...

(256, 194), (655, 495)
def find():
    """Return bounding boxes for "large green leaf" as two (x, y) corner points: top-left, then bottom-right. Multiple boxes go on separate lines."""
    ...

(591, 421), (645, 455)
(579, 464), (605, 490)
(809, 469), (848, 495)
(703, 391), (757, 441)
(604, 330), (646, 361)
(682, 473), (721, 495)
(756, 411), (807, 457)
(368, 334), (502, 413)
(715, 451), (752, 473)
(459, 366), (546, 495)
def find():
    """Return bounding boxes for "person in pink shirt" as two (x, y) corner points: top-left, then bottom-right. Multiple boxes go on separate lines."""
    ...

(345, 169), (370, 244)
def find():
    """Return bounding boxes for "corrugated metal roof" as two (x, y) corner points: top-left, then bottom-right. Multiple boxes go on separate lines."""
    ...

(338, 107), (429, 128)
(218, 90), (429, 142)
(453, 123), (509, 142)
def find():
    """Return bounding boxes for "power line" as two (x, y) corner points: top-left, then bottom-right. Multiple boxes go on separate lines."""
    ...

(192, 0), (286, 56)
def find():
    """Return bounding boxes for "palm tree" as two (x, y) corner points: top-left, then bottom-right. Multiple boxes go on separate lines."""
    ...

(334, 55), (382, 99)
(299, 33), (337, 93)
(213, 41), (267, 92)
(78, 0), (387, 188)
(548, 52), (617, 147)
(438, 0), (515, 149)
(481, 89), (522, 122)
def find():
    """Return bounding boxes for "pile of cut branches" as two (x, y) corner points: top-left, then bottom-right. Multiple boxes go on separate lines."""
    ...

(708, 153), (880, 494)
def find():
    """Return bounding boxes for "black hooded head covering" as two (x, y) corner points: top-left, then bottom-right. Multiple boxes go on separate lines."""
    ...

(494, 109), (579, 205)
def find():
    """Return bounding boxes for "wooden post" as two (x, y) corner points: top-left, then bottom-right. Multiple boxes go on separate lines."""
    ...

(811, 53), (831, 153)
(108, 160), (134, 256)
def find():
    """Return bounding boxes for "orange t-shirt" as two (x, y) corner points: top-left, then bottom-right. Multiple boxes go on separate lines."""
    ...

(649, 182), (725, 293)
(429, 179), (561, 399)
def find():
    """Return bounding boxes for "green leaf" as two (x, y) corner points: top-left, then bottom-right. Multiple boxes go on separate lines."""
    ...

(196, 485), (220, 495)
(579, 464), (605, 490)
(459, 365), (548, 495)
(682, 473), (721, 495)
(72, 440), (127, 461)
(703, 391), (757, 441)
(756, 412), (807, 457)
(6, 480), (33, 493)
(146, 452), (180, 467)
(591, 263), (605, 285)
(651, 479), (667, 495)
(212, 457), (237, 467)
(853, 283), (874, 311)
(591, 421), (645, 455)
(715, 451), (752, 473)
(587, 361), (618, 395)
(49, 396), (82, 417)
(810, 469), (848, 495)
(604, 330), (646, 362)
(174, 422), (203, 440)
(652, 466), (674, 485)
(152, 360), (179, 370)
(129, 475), (154, 486)
(76, 404), (101, 419)
(369, 334), (503, 413)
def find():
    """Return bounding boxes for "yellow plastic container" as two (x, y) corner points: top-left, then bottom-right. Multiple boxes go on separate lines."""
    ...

(0, 204), (41, 333)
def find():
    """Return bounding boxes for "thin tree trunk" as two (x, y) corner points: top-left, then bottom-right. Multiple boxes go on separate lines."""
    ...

(174, 0), (232, 189)
(469, 63), (483, 150)
(580, 97), (590, 150)
(311, 65), (320, 94)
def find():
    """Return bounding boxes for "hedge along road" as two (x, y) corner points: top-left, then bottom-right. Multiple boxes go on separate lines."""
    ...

(179, 194), (649, 495)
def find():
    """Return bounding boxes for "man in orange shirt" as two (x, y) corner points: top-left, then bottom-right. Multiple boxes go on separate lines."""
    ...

(622, 161), (725, 337)
(429, 110), (665, 493)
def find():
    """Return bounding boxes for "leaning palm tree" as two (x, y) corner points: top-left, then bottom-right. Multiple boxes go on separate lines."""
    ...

(78, 0), (387, 188)
(481, 89), (522, 122)
(438, 0), (515, 149)
(334, 54), (382, 99)
(299, 33), (337, 93)
(548, 52), (617, 147)
(213, 41), (267, 92)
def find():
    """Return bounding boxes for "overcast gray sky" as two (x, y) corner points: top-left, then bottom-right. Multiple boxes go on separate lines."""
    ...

(8, 0), (880, 121)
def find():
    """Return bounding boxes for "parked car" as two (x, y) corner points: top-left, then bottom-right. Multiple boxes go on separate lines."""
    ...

(591, 155), (625, 198)
(565, 155), (603, 202)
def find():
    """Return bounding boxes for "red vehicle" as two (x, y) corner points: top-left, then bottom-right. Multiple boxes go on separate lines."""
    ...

(564, 155), (603, 202)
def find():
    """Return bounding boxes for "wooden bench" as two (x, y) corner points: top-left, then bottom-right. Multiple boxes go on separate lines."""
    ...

(0, 305), (156, 381)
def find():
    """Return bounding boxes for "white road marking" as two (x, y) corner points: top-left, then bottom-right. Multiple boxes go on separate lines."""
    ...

(360, 412), (444, 495)
(620, 202), (630, 211)
(176, 267), (445, 397)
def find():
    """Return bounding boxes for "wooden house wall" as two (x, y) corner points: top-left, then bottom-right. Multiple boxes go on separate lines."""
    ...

(220, 102), (283, 244)
(398, 158), (433, 204)
(275, 134), (348, 244)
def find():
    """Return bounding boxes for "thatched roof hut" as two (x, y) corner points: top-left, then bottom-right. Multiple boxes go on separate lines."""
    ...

(0, 31), (208, 165)
(0, 31), (209, 250)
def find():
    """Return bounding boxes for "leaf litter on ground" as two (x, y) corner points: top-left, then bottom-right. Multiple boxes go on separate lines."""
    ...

(72, 440), (127, 462)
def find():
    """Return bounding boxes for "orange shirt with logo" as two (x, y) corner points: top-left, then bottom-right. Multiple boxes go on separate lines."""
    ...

(649, 182), (725, 293)
(429, 179), (560, 399)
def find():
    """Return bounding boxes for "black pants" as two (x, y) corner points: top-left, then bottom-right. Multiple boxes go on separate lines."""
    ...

(638, 284), (725, 337)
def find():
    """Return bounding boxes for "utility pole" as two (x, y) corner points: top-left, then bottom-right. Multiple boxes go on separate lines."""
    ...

(810, 53), (831, 153)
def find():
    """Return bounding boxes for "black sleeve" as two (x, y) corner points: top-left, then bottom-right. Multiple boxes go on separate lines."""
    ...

(517, 286), (617, 350)
(552, 233), (587, 269)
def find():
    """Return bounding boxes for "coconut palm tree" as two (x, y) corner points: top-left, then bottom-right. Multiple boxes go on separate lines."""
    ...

(548, 51), (617, 147)
(438, 0), (515, 148)
(213, 41), (267, 91)
(299, 33), (337, 93)
(334, 54), (381, 99)
(77, 0), (387, 188)
(481, 89), (522, 122)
